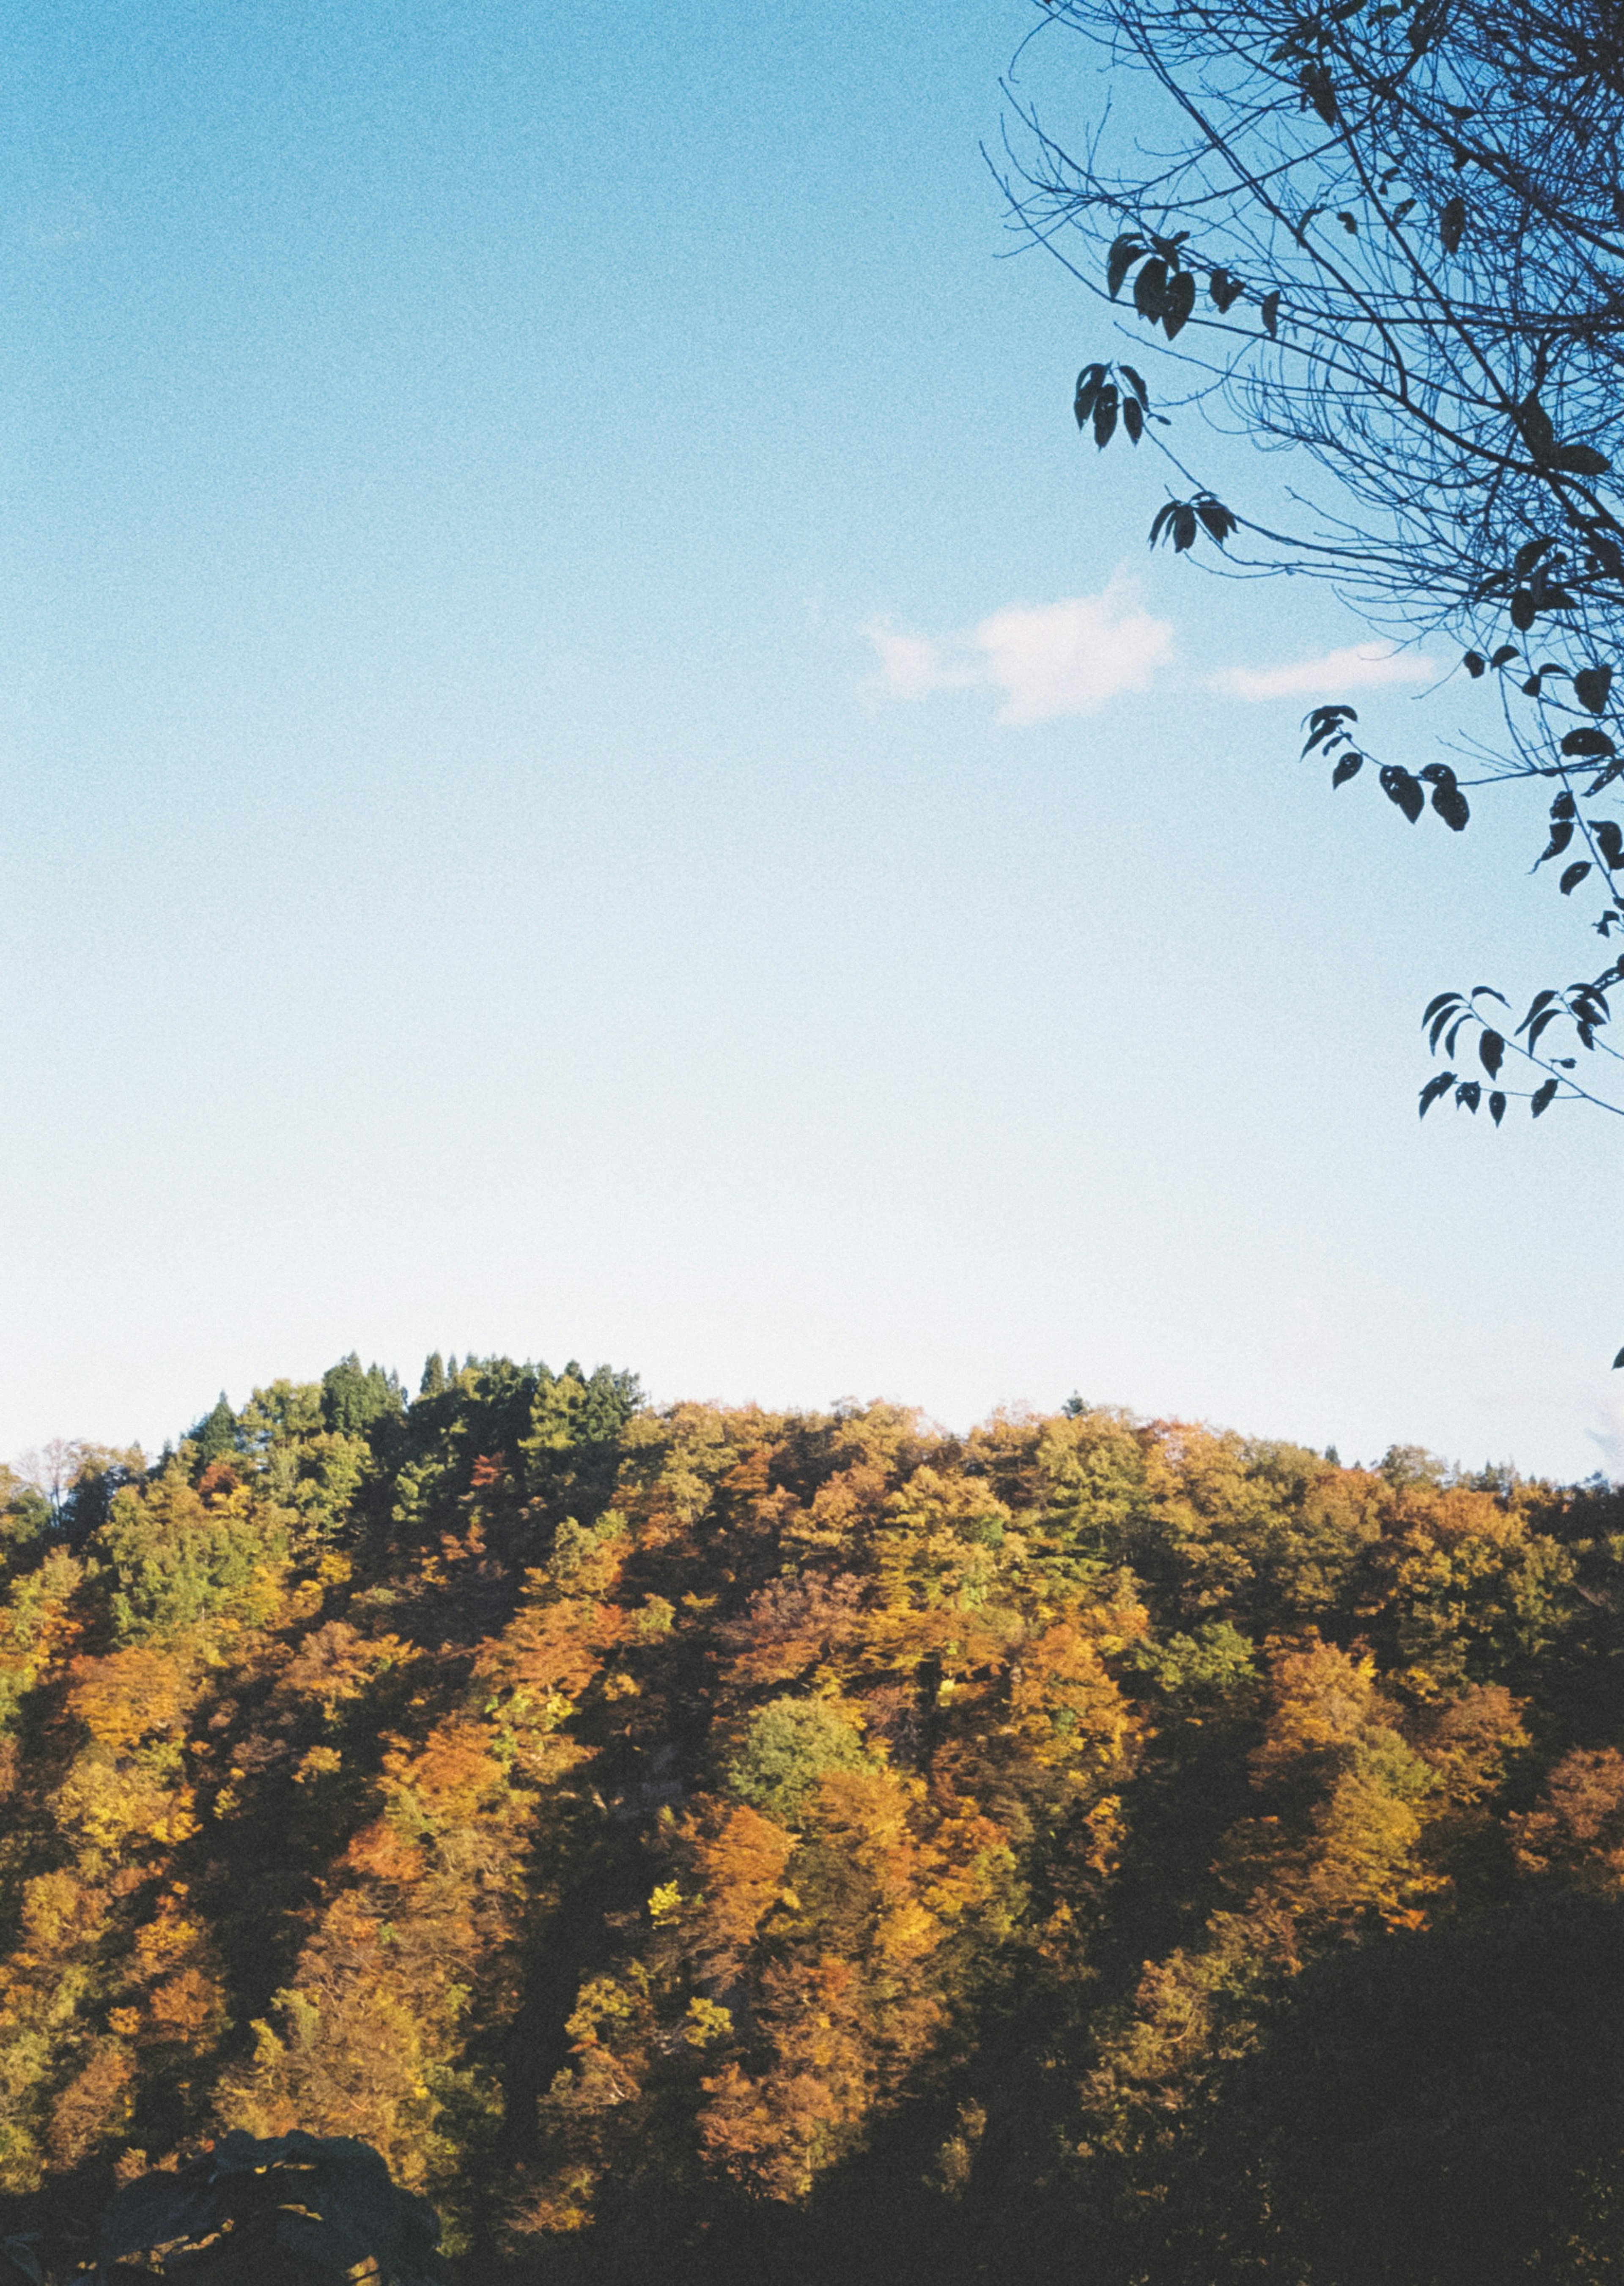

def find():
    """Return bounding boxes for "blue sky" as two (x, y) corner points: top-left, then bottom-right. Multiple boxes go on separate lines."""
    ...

(3, 0), (1621, 1480)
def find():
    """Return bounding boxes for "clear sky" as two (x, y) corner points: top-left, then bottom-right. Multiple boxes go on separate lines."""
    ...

(4, 0), (1621, 1482)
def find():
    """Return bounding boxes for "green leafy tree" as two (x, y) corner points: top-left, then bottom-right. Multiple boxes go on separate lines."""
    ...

(722, 1698), (878, 1820)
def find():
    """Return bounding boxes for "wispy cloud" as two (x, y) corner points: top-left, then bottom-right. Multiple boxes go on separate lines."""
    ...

(868, 578), (1174, 723)
(868, 627), (984, 702)
(1211, 641), (1438, 702)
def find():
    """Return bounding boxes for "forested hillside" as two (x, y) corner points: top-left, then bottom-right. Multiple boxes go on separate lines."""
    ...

(2, 1359), (1621, 2283)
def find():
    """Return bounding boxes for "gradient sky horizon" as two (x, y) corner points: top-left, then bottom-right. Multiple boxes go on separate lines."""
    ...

(5, 0), (1622, 1482)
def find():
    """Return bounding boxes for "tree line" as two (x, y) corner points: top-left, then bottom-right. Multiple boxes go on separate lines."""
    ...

(0, 1357), (1621, 2281)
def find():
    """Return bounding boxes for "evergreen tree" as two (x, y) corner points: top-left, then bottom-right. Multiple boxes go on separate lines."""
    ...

(189, 1394), (238, 1467)
(320, 1354), (403, 1436)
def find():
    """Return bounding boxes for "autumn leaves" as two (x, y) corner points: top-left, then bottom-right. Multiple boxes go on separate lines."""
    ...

(0, 1365), (1620, 2278)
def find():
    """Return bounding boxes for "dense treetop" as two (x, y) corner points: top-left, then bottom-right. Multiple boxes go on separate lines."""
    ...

(1, 1357), (1621, 2282)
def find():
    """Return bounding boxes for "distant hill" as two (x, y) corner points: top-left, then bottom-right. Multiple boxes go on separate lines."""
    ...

(2, 1359), (1621, 2283)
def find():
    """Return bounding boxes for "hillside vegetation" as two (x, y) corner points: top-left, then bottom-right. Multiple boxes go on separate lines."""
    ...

(2, 1359), (1621, 2283)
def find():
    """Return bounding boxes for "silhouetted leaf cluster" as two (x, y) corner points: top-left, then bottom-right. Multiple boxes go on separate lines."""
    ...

(1004, 0), (1624, 1170)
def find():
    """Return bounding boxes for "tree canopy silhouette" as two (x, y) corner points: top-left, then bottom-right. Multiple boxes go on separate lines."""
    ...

(1002, 0), (1624, 1140)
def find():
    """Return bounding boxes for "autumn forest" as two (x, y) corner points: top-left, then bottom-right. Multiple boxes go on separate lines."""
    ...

(2, 1357), (1621, 2282)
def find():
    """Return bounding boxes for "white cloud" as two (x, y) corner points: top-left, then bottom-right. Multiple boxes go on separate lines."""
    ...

(867, 578), (1174, 723)
(1211, 641), (1437, 702)
(867, 627), (982, 702)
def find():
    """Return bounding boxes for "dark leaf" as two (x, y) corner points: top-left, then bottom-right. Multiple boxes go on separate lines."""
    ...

(1479, 1029), (1504, 1078)
(1558, 444), (1613, 477)
(1432, 781), (1470, 829)
(1133, 259), (1168, 321)
(1517, 987), (1558, 1032)
(1210, 267), (1245, 312)
(1107, 236), (1145, 299)
(1119, 363), (1150, 408)
(1490, 1090), (1506, 1124)
(1163, 270), (1197, 338)
(1422, 991), (1463, 1025)
(1262, 290), (1281, 337)
(1511, 587), (1537, 630)
(1594, 820), (1624, 869)
(1074, 363), (1108, 429)
(1093, 384), (1119, 449)
(1514, 539), (1555, 576)
(1301, 702), (1357, 753)
(1523, 675), (1544, 697)
(1455, 1080), (1481, 1111)
(1531, 1077), (1559, 1116)
(1418, 1071), (1455, 1116)
(1553, 790), (1577, 819)
(1151, 500), (1207, 552)
(1535, 820), (1575, 864)
(1520, 396), (1558, 461)
(1300, 63), (1337, 123)
(1490, 645), (1520, 667)
(1195, 493), (1239, 543)
(1336, 210), (1359, 234)
(1562, 726), (1616, 758)
(1574, 665), (1614, 712)
(1440, 195), (1466, 252)
(1560, 860), (1594, 893)
(1463, 650), (1485, 677)
(1123, 396), (1144, 444)
(1380, 765), (1424, 822)
(1332, 750), (1363, 787)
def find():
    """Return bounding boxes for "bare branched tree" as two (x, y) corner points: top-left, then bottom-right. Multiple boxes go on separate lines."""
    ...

(16, 1439), (91, 1529)
(999, 0), (1624, 1134)
(14, 1439), (143, 1536)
